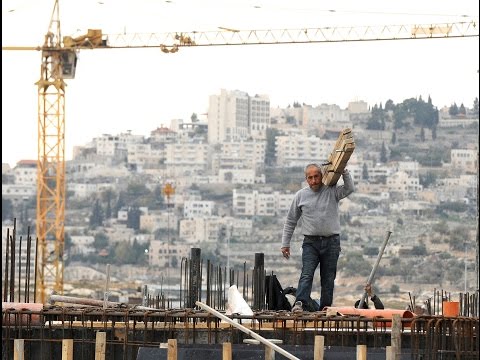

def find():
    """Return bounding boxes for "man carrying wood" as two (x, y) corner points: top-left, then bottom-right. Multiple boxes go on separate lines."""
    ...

(280, 163), (354, 312)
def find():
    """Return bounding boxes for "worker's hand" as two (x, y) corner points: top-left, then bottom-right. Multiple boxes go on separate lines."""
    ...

(365, 283), (373, 297)
(281, 247), (290, 259)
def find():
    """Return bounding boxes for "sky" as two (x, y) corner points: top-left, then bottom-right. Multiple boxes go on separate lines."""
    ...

(2, 0), (479, 168)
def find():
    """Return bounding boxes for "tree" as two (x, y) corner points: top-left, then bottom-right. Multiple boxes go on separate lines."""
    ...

(419, 172), (437, 188)
(89, 199), (104, 228)
(420, 127), (425, 142)
(390, 284), (400, 294)
(473, 97), (479, 117)
(127, 206), (142, 230)
(449, 103), (459, 116)
(391, 131), (397, 145)
(93, 232), (109, 250)
(380, 142), (388, 163)
(191, 112), (199, 122)
(362, 163), (369, 180)
(265, 128), (279, 166)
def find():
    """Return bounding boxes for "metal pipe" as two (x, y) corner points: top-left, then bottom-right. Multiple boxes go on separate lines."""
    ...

(358, 230), (392, 308)
(196, 301), (301, 360)
(48, 291), (125, 308)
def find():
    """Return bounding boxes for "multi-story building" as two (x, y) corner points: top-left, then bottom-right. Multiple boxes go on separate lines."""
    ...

(386, 171), (423, 198)
(164, 142), (210, 177)
(232, 189), (295, 217)
(12, 160), (37, 186)
(212, 140), (266, 172)
(207, 89), (270, 143)
(450, 149), (478, 174)
(183, 200), (215, 218)
(275, 134), (335, 167)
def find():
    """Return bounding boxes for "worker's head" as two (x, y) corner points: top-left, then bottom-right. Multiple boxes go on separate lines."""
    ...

(304, 163), (323, 191)
(354, 300), (369, 309)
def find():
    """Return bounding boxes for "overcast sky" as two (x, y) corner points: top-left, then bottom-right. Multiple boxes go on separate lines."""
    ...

(2, 0), (479, 167)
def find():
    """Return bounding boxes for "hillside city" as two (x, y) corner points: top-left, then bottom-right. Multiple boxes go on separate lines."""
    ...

(2, 89), (479, 308)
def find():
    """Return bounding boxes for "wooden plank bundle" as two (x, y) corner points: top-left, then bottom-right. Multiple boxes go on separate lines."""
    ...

(322, 128), (355, 186)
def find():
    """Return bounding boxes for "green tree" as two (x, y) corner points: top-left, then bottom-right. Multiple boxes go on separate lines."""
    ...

(390, 284), (400, 294)
(420, 127), (425, 142)
(114, 241), (135, 264)
(449, 103), (459, 116)
(265, 128), (279, 166)
(93, 232), (109, 250)
(419, 172), (437, 188)
(362, 163), (369, 180)
(380, 142), (388, 163)
(391, 132), (397, 145)
(127, 206), (141, 230)
(89, 199), (104, 228)
(473, 97), (479, 117)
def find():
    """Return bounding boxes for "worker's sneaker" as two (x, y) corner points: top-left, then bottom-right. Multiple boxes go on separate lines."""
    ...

(292, 301), (303, 313)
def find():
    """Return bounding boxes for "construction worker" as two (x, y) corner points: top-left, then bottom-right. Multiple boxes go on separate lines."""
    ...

(281, 164), (354, 312)
(354, 283), (384, 309)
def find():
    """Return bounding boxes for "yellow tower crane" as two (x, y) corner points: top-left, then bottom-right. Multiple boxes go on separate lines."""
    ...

(2, 0), (478, 303)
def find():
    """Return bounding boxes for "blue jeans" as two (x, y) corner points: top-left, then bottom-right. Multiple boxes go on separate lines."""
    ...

(295, 235), (341, 310)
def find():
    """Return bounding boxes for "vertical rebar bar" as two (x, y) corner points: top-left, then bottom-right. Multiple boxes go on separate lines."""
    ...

(33, 236), (39, 303)
(3, 228), (10, 302)
(18, 235), (22, 302)
(9, 232), (15, 302)
(25, 228), (32, 302)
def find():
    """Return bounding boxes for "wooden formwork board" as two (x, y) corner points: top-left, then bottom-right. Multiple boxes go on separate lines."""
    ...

(322, 128), (355, 186)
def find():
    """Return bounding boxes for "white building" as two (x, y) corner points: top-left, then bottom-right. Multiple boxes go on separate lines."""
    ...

(164, 142), (210, 177)
(207, 89), (270, 143)
(13, 160), (37, 186)
(275, 135), (336, 167)
(450, 149), (478, 174)
(183, 200), (215, 218)
(212, 140), (266, 171)
(386, 171), (423, 197)
(148, 240), (189, 267)
(232, 189), (295, 217)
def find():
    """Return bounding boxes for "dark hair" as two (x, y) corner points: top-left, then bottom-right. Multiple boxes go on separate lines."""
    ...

(354, 300), (369, 309)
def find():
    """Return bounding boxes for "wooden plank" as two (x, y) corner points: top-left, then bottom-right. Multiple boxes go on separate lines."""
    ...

(356, 345), (367, 360)
(314, 335), (324, 360)
(62, 339), (74, 360)
(168, 339), (177, 360)
(14, 339), (24, 360)
(322, 128), (355, 186)
(391, 314), (401, 360)
(95, 332), (106, 360)
(222, 342), (232, 360)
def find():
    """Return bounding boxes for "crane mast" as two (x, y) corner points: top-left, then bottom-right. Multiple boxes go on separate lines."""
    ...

(35, 0), (66, 303)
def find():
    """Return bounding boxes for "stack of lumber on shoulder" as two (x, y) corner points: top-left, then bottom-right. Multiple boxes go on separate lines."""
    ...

(322, 128), (355, 186)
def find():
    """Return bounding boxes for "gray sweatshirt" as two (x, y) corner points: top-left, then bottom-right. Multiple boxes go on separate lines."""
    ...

(281, 171), (355, 248)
